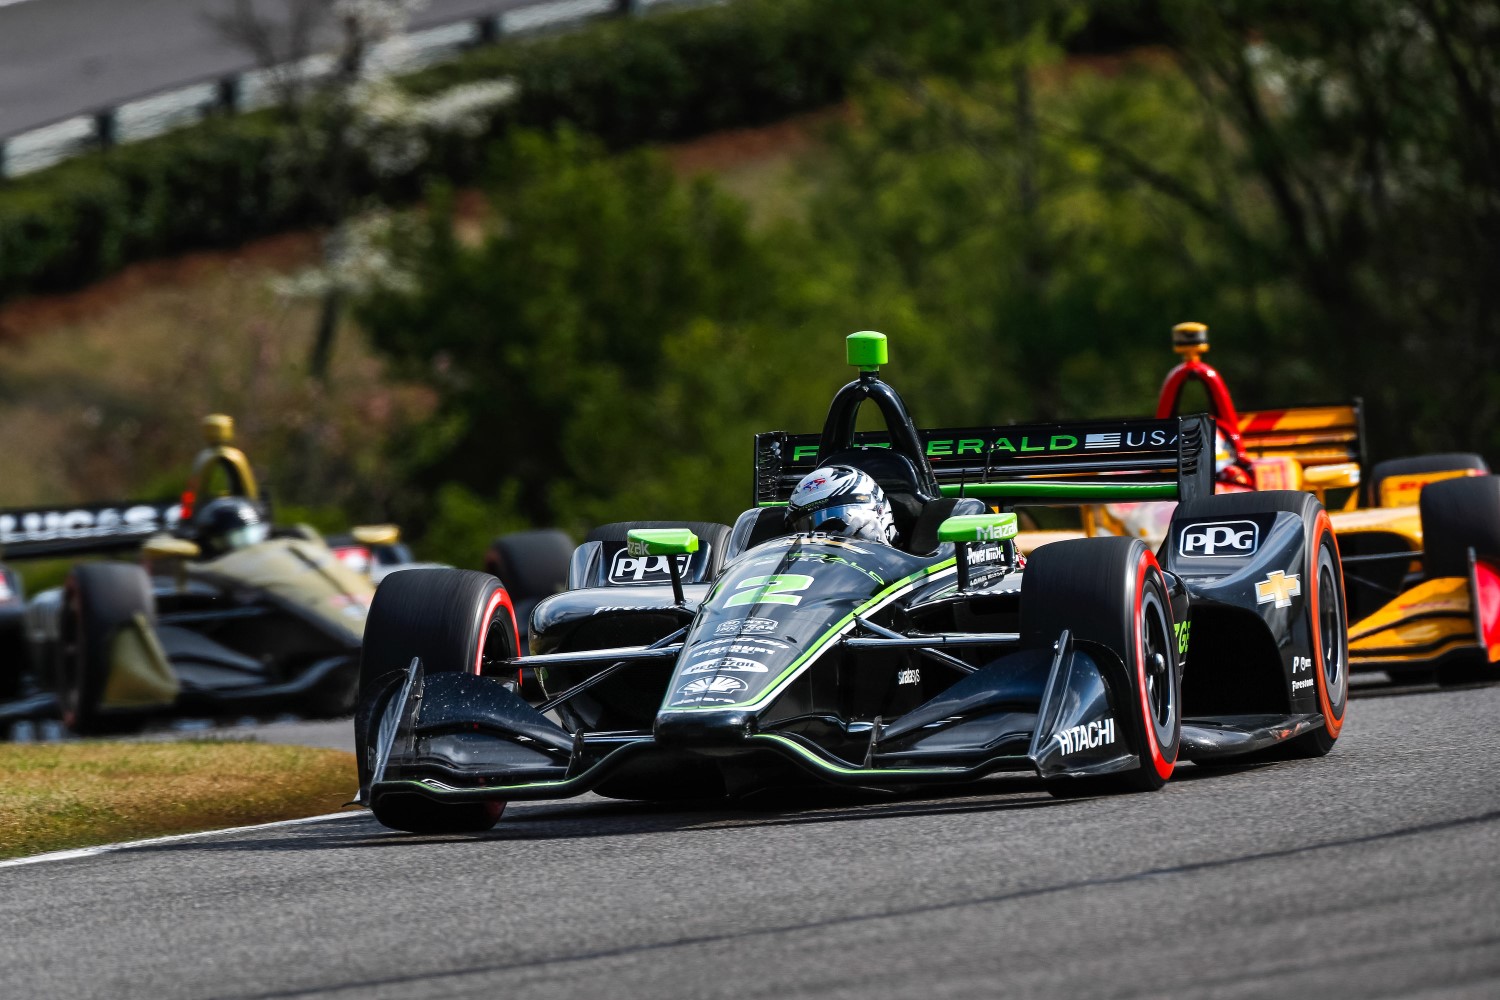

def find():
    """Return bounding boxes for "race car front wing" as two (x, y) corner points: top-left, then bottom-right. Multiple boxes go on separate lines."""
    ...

(361, 622), (1336, 809)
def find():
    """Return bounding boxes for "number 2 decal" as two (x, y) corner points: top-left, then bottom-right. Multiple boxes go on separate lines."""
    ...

(724, 574), (814, 607)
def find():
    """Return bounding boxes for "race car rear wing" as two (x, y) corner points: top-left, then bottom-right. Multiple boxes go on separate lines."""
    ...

(0, 500), (183, 560)
(754, 414), (1215, 507)
(1234, 401), (1366, 471)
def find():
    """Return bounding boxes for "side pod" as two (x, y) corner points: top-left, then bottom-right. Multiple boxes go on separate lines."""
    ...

(866, 632), (1142, 780)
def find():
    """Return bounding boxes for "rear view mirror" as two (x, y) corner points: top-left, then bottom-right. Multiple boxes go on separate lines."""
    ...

(938, 513), (1018, 592)
(626, 529), (699, 603)
(352, 523), (401, 546)
(1303, 462), (1361, 489)
(626, 529), (699, 557)
(142, 537), (201, 560)
(936, 513), (1018, 544)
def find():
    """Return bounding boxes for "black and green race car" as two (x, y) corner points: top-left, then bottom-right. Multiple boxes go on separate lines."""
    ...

(355, 332), (1349, 834)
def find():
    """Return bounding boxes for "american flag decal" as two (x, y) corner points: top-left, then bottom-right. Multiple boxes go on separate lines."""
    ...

(1085, 432), (1121, 450)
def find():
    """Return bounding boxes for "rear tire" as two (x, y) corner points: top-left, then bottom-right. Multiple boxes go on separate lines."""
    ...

(0, 565), (26, 702)
(485, 530), (574, 600)
(358, 568), (517, 833)
(1420, 475), (1500, 579)
(1367, 453), (1488, 507)
(486, 529), (574, 682)
(1022, 536), (1180, 795)
(60, 563), (156, 735)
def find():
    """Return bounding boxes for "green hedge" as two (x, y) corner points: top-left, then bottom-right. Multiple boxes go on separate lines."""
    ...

(0, 0), (1021, 302)
(0, 117), (324, 297)
(406, 0), (943, 144)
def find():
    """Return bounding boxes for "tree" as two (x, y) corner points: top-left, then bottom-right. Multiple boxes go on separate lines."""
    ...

(357, 129), (798, 532)
(1084, 0), (1500, 459)
(210, 0), (429, 379)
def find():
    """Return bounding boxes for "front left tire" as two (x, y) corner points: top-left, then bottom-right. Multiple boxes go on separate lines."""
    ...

(1022, 536), (1180, 795)
(358, 568), (518, 834)
(59, 563), (156, 735)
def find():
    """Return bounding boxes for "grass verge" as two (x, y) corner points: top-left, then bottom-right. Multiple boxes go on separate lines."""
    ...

(0, 740), (358, 860)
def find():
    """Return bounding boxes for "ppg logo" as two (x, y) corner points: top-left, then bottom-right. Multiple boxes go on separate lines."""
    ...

(608, 548), (695, 584)
(1179, 520), (1259, 558)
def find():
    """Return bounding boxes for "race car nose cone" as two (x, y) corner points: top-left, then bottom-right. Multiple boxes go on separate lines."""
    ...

(654, 710), (758, 749)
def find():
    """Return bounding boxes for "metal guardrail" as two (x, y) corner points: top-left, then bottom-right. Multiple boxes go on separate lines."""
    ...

(0, 0), (692, 180)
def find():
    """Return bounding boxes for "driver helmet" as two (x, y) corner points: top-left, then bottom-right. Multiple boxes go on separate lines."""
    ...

(194, 496), (270, 556)
(788, 465), (897, 545)
(1213, 426), (1254, 489)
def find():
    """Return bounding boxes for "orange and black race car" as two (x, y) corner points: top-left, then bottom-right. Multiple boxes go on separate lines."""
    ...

(1024, 323), (1498, 684)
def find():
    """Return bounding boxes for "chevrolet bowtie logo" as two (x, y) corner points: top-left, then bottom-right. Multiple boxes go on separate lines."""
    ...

(1256, 570), (1302, 609)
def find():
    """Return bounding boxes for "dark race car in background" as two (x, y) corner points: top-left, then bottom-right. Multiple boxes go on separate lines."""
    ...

(0, 415), (418, 734)
(353, 331), (1348, 834)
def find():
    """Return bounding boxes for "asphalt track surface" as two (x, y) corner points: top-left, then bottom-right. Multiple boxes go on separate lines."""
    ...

(0, 0), (541, 137)
(3, 682), (1498, 999)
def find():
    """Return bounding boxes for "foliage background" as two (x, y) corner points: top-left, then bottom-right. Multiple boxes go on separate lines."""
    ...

(359, 0), (1500, 559)
(2, 0), (1495, 570)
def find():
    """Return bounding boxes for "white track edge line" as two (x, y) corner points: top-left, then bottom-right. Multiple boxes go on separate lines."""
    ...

(0, 809), (367, 869)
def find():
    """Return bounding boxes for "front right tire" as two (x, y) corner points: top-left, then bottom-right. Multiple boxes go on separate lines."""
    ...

(1284, 511), (1348, 757)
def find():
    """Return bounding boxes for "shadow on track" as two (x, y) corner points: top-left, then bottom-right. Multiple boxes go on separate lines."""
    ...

(133, 776), (1076, 855)
(208, 808), (1500, 1000)
(1350, 676), (1498, 700)
(133, 755), (1345, 857)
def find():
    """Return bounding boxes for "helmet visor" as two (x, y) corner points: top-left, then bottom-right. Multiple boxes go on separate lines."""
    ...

(221, 522), (270, 551)
(803, 503), (866, 532)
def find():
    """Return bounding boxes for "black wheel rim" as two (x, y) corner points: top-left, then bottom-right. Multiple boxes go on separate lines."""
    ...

(478, 602), (513, 677)
(1318, 543), (1346, 710)
(1141, 585), (1175, 732)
